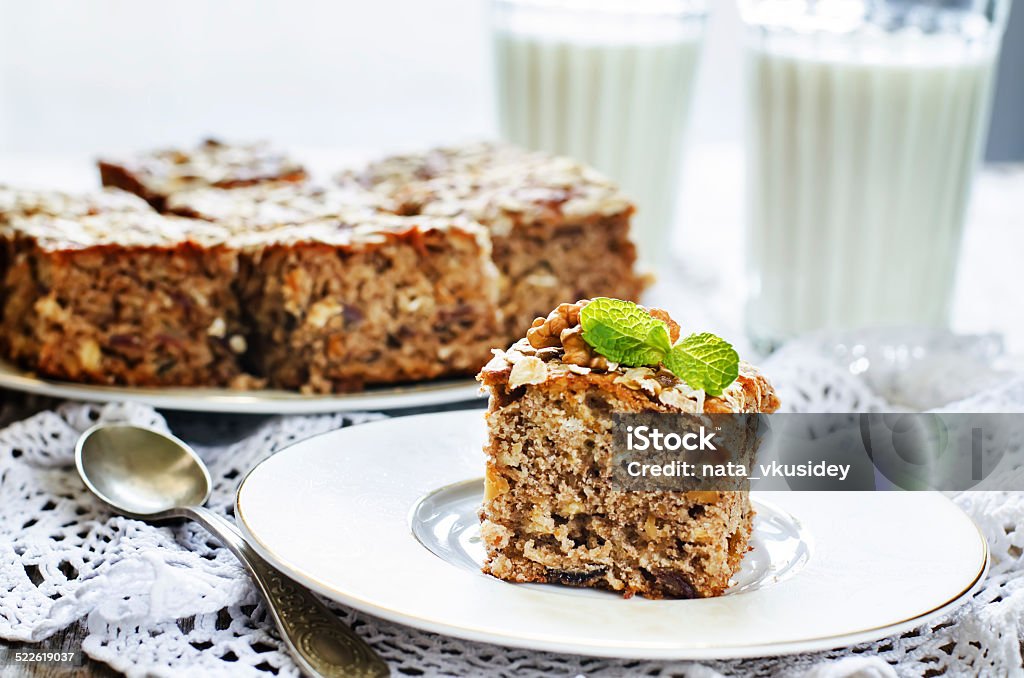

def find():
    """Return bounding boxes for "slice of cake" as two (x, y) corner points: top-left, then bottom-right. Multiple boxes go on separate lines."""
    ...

(0, 186), (154, 290)
(235, 214), (500, 393)
(0, 210), (250, 387)
(163, 181), (502, 392)
(478, 299), (780, 599)
(99, 138), (307, 211)
(344, 142), (647, 340)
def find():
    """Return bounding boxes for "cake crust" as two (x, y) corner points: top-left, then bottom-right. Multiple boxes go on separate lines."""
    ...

(164, 182), (393, 227)
(99, 138), (307, 211)
(0, 186), (151, 222)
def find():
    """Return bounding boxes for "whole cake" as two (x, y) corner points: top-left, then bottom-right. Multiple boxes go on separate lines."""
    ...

(477, 299), (780, 598)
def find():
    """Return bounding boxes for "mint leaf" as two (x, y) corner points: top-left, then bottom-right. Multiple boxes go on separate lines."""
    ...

(663, 333), (740, 396)
(580, 297), (671, 366)
(579, 298), (741, 396)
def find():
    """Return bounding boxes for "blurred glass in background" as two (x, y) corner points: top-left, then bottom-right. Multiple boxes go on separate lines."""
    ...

(741, 0), (1011, 351)
(491, 0), (707, 267)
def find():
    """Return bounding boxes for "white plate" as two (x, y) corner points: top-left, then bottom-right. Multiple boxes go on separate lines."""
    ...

(235, 410), (988, 660)
(0, 359), (481, 413)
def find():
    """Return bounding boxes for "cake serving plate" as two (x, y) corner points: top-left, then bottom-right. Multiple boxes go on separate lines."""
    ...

(235, 410), (989, 660)
(0, 358), (481, 413)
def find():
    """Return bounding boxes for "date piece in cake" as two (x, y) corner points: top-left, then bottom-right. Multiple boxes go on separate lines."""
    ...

(478, 300), (780, 599)
(235, 214), (500, 393)
(345, 143), (647, 339)
(99, 139), (307, 211)
(0, 211), (250, 388)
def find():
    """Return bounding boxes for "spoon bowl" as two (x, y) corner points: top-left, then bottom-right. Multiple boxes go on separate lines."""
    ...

(76, 424), (210, 517)
(74, 423), (388, 677)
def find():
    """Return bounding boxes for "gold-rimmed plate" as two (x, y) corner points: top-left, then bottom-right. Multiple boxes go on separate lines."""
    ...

(234, 410), (988, 659)
(0, 359), (482, 412)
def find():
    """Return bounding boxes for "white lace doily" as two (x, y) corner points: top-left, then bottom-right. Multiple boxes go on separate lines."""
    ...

(1, 332), (1023, 677)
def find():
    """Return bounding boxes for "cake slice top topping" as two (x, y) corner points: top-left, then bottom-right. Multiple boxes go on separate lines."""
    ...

(576, 297), (740, 396)
(521, 298), (740, 396)
(482, 299), (779, 414)
(0, 186), (150, 225)
(344, 142), (633, 231)
(7, 211), (233, 250)
(165, 182), (394, 230)
(101, 138), (307, 196)
(228, 212), (491, 249)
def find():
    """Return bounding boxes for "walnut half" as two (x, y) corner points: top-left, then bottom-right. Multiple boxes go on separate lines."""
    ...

(522, 299), (672, 373)
(526, 300), (587, 349)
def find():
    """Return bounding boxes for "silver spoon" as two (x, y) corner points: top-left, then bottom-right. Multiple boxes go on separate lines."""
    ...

(75, 423), (389, 678)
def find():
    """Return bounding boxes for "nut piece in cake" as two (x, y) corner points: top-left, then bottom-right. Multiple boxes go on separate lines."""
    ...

(477, 299), (780, 599)
(235, 214), (501, 393)
(344, 142), (647, 340)
(98, 138), (307, 211)
(0, 210), (250, 387)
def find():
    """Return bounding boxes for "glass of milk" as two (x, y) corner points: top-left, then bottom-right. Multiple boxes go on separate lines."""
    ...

(741, 0), (1010, 351)
(490, 0), (708, 267)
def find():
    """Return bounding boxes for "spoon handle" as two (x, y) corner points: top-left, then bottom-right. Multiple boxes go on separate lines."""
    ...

(186, 506), (389, 678)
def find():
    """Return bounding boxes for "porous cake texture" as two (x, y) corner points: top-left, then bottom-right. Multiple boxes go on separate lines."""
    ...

(477, 301), (780, 599)
(346, 142), (647, 338)
(165, 182), (501, 392)
(235, 215), (499, 393)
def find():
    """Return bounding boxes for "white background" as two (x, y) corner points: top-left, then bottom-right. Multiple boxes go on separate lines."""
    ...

(0, 0), (746, 154)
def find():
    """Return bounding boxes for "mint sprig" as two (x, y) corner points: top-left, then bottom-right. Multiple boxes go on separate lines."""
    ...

(663, 333), (740, 397)
(579, 298), (739, 396)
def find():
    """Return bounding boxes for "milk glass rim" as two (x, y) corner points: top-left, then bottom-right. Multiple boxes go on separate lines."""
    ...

(737, 0), (1012, 37)
(490, 0), (708, 18)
